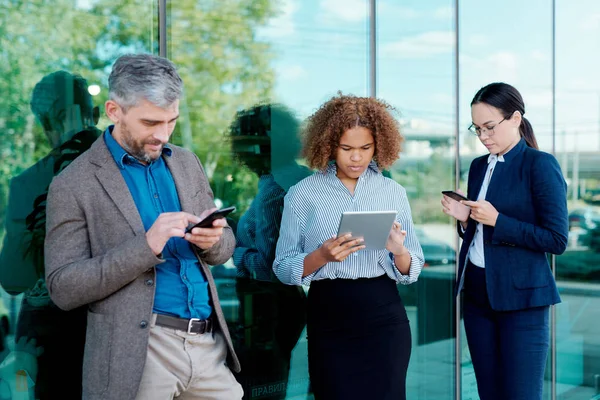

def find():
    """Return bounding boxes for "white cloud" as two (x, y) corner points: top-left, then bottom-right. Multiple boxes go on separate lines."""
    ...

(461, 51), (519, 85)
(530, 50), (548, 62)
(466, 34), (489, 47)
(76, 0), (94, 10)
(434, 6), (454, 20)
(258, 0), (298, 39)
(382, 31), (455, 59)
(278, 65), (308, 81)
(379, 3), (420, 19)
(432, 93), (453, 105)
(581, 13), (600, 31)
(319, 0), (368, 22)
(561, 78), (600, 93)
(526, 89), (553, 108)
(488, 52), (518, 73)
(317, 0), (418, 28)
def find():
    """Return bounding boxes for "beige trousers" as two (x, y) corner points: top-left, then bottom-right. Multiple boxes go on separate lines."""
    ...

(135, 315), (243, 400)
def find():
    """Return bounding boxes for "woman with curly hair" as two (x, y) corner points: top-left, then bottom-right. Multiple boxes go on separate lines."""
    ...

(273, 94), (424, 399)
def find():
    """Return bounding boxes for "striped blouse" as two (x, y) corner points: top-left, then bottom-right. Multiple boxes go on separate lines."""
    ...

(273, 161), (424, 286)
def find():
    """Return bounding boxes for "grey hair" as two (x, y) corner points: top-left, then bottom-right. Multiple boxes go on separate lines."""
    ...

(108, 54), (183, 111)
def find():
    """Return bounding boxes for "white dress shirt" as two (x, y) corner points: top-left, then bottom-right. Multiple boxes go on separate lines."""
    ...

(467, 153), (505, 268)
(273, 161), (425, 286)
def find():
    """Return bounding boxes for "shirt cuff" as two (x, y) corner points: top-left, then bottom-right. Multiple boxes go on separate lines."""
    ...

(390, 252), (421, 285)
(287, 253), (312, 286)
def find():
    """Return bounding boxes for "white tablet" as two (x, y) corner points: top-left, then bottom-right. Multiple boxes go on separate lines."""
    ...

(336, 210), (397, 250)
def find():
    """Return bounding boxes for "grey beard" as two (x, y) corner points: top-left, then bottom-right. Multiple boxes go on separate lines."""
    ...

(122, 140), (161, 164)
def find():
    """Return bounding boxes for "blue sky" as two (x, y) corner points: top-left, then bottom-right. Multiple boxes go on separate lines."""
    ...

(257, 0), (600, 154)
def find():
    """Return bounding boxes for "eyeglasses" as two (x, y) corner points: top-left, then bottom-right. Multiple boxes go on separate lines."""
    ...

(468, 118), (506, 137)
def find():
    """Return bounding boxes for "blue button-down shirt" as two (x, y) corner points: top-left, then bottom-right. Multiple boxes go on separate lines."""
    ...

(104, 127), (212, 319)
(274, 161), (424, 286)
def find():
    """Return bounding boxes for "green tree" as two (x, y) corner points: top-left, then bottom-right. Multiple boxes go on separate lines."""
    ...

(165, 0), (276, 218)
(393, 149), (455, 224)
(0, 0), (278, 236)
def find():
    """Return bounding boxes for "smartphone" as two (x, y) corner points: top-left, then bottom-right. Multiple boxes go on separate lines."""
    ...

(185, 206), (236, 233)
(442, 190), (469, 202)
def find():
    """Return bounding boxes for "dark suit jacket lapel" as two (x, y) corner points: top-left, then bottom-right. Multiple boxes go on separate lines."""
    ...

(484, 160), (505, 202)
(89, 138), (146, 235)
(469, 157), (488, 202)
(464, 157), (488, 237)
(484, 138), (527, 205)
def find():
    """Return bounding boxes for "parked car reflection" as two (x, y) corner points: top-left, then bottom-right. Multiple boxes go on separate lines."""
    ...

(559, 206), (600, 282)
(569, 207), (600, 232)
(414, 228), (456, 267)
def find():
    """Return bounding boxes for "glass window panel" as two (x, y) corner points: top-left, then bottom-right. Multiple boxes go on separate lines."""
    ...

(0, 1), (157, 398)
(378, 1), (457, 399)
(556, 0), (600, 398)
(167, 1), (368, 398)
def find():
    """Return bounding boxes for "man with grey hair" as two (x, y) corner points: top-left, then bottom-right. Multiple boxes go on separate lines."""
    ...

(44, 54), (243, 400)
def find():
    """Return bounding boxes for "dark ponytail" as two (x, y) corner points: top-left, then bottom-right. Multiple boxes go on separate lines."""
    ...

(471, 82), (539, 149)
(519, 116), (538, 150)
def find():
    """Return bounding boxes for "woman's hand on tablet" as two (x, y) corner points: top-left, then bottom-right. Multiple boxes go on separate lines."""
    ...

(318, 234), (365, 262)
(386, 222), (408, 256)
(387, 222), (412, 274)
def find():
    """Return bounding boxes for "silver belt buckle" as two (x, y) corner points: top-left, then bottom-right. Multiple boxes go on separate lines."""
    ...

(187, 318), (201, 335)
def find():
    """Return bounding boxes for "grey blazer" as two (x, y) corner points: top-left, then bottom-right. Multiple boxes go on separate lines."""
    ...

(44, 136), (239, 400)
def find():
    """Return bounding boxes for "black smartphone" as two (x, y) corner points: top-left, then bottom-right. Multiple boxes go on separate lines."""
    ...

(442, 190), (469, 202)
(185, 206), (236, 233)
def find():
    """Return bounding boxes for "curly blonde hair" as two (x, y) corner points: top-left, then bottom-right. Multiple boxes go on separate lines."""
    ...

(302, 93), (404, 170)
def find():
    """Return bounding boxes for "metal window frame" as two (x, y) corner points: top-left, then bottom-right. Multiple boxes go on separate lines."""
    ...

(158, 0), (167, 57)
(454, 1), (462, 399)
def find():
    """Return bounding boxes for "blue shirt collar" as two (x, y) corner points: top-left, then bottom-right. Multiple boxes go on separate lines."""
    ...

(104, 125), (172, 169)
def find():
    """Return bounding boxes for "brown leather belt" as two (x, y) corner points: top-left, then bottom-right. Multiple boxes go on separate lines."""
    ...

(155, 314), (213, 335)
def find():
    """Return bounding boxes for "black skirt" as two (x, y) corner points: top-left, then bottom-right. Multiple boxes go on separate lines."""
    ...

(307, 275), (411, 400)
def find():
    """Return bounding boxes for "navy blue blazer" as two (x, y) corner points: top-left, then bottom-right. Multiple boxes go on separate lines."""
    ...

(456, 138), (568, 311)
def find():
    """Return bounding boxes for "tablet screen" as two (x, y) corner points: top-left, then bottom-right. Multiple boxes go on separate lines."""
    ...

(336, 210), (397, 250)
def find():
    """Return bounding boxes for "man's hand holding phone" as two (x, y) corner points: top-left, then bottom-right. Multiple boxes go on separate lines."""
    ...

(146, 212), (202, 255)
(146, 207), (233, 255)
(185, 207), (230, 250)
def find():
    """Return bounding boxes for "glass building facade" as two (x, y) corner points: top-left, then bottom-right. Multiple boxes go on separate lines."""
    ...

(0, 0), (598, 398)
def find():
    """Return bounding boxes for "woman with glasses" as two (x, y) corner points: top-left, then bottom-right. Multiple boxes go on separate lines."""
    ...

(441, 82), (568, 400)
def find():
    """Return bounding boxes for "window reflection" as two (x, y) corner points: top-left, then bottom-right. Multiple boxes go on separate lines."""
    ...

(228, 104), (309, 399)
(0, 1), (155, 397)
(169, 1), (370, 398)
(377, 1), (457, 398)
(0, 71), (101, 399)
(555, 1), (600, 398)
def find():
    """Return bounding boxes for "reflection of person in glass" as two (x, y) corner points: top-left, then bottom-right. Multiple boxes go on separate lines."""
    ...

(44, 54), (243, 400)
(229, 104), (309, 399)
(441, 82), (568, 400)
(273, 94), (424, 400)
(0, 70), (100, 399)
